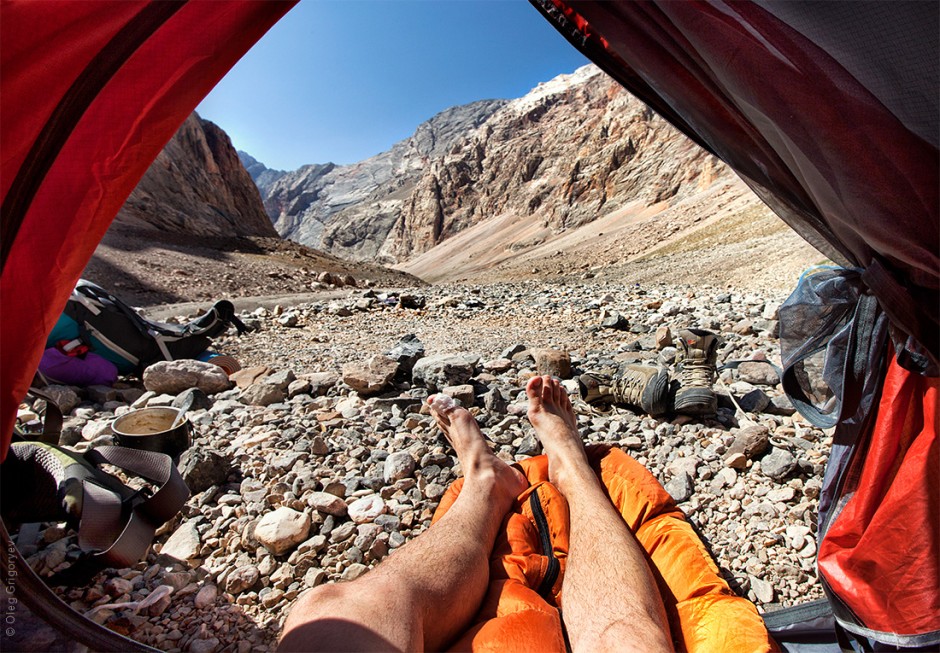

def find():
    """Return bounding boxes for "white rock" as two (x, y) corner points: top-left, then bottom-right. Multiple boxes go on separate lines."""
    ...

(254, 507), (311, 556)
(160, 521), (201, 561)
(383, 451), (415, 483)
(749, 574), (775, 603)
(347, 495), (387, 524)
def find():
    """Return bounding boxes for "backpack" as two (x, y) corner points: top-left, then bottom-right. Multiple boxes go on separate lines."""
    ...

(49, 279), (248, 374)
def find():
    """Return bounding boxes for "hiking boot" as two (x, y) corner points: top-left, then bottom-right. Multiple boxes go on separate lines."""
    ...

(578, 365), (669, 416)
(674, 328), (720, 416)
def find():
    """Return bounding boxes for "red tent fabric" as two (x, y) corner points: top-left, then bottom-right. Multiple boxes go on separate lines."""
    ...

(0, 0), (296, 458)
(818, 355), (939, 636)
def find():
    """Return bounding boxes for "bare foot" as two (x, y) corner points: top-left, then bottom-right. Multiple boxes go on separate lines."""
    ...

(526, 376), (593, 491)
(428, 396), (526, 507)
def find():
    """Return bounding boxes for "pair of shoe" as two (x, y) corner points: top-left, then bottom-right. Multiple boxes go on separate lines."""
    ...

(578, 328), (719, 417)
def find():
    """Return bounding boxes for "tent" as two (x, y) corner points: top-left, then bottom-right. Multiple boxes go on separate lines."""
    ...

(2, 0), (937, 649)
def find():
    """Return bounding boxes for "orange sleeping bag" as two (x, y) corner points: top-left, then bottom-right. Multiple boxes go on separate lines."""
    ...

(432, 445), (778, 652)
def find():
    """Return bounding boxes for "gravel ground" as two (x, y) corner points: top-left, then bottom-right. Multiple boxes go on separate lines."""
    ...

(14, 279), (829, 652)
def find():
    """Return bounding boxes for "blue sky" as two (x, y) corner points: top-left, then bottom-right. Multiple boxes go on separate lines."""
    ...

(196, 0), (589, 171)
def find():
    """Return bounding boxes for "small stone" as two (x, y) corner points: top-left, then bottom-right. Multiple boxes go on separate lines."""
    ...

(442, 384), (475, 407)
(103, 577), (133, 597)
(738, 389), (771, 413)
(737, 362), (779, 386)
(727, 425), (770, 460)
(515, 434), (541, 457)
(761, 447), (797, 481)
(330, 521), (356, 543)
(143, 360), (233, 395)
(600, 312), (629, 330)
(732, 319), (754, 335)
(483, 358), (513, 373)
(411, 354), (478, 392)
(265, 369), (297, 391)
(348, 496), (387, 524)
(240, 383), (285, 407)
(261, 588), (285, 608)
(749, 575), (774, 603)
(342, 355), (399, 396)
(230, 366), (273, 389)
(303, 567), (328, 588)
(655, 326), (673, 349)
(385, 334), (425, 376)
(145, 586), (173, 617)
(40, 385), (81, 414)
(768, 394), (797, 416)
(767, 487), (795, 503)
(664, 472), (694, 502)
(160, 521), (201, 561)
(342, 563), (369, 581)
(194, 584), (218, 609)
(533, 349), (572, 379)
(189, 637), (221, 653)
(177, 448), (231, 494)
(424, 483), (446, 500)
(384, 452), (415, 484)
(225, 565), (260, 594)
(288, 378), (312, 398)
(254, 507), (311, 556)
(308, 492), (348, 516)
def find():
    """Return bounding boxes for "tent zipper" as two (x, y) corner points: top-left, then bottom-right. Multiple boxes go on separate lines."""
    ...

(529, 488), (560, 599)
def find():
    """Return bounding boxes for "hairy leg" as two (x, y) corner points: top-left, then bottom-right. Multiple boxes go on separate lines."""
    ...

(526, 376), (673, 653)
(279, 399), (526, 652)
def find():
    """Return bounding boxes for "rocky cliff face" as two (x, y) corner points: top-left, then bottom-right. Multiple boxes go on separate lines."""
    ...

(238, 151), (287, 191)
(382, 66), (725, 261)
(116, 113), (278, 238)
(255, 100), (505, 259)
(256, 65), (730, 264)
(259, 100), (508, 258)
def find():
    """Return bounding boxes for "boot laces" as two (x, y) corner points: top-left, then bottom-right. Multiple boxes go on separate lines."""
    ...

(614, 369), (648, 403)
(681, 360), (714, 388)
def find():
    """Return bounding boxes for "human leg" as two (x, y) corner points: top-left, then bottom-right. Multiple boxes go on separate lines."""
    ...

(526, 375), (673, 653)
(279, 399), (526, 652)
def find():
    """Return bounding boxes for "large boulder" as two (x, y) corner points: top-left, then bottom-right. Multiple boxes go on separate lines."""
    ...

(412, 354), (479, 392)
(385, 334), (425, 378)
(240, 382), (285, 406)
(143, 360), (233, 395)
(534, 349), (572, 379)
(342, 355), (399, 396)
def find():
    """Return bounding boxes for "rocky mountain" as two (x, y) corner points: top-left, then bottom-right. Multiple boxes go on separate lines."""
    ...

(254, 65), (733, 266)
(256, 99), (507, 258)
(238, 151), (287, 191)
(116, 113), (278, 238)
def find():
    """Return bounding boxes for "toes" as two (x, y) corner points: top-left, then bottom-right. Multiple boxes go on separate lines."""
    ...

(526, 376), (544, 404)
(427, 396), (453, 428)
(541, 375), (554, 404)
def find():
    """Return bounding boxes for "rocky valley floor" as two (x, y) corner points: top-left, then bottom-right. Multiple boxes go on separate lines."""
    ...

(15, 280), (829, 652)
